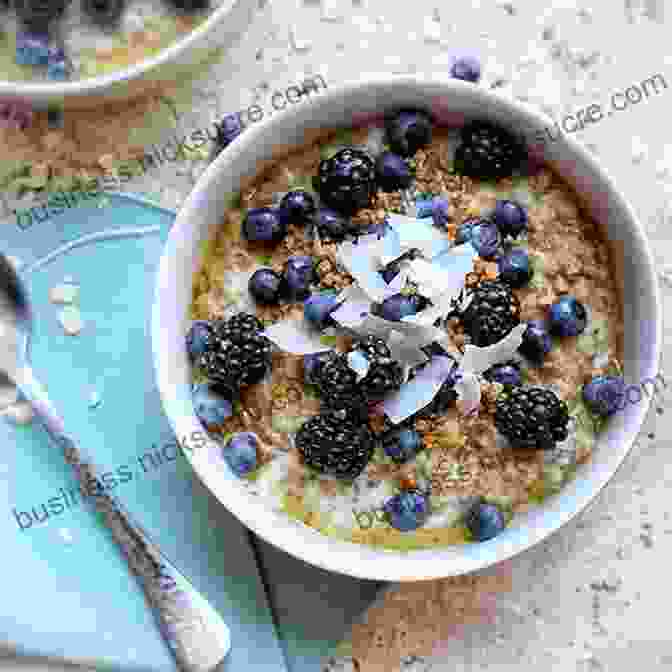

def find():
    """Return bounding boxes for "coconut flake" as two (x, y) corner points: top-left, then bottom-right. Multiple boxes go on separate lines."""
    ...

(330, 284), (372, 329)
(336, 234), (397, 302)
(262, 319), (333, 355)
(459, 323), (527, 375)
(454, 371), (481, 416)
(382, 356), (455, 424)
(386, 213), (453, 259)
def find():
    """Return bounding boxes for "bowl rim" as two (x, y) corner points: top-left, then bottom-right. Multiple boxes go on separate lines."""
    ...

(152, 74), (663, 581)
(0, 0), (244, 100)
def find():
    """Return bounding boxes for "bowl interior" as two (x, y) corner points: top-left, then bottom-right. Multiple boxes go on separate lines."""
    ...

(152, 76), (662, 581)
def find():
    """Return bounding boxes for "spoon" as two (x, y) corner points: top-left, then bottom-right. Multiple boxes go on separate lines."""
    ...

(0, 253), (231, 671)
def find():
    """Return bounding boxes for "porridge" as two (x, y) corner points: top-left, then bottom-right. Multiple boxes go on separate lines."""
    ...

(0, 0), (224, 82)
(186, 109), (624, 550)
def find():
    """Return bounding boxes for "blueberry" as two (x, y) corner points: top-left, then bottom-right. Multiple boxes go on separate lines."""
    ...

(384, 109), (433, 157)
(374, 151), (412, 191)
(582, 375), (626, 416)
(278, 190), (316, 226)
(363, 217), (391, 238)
(282, 256), (314, 301)
(379, 293), (426, 321)
(484, 362), (522, 386)
(465, 501), (506, 542)
(304, 292), (340, 329)
(15, 31), (50, 66)
(470, 219), (501, 259)
(382, 428), (423, 463)
(431, 196), (451, 229)
(383, 490), (429, 532)
(192, 383), (233, 429)
(224, 432), (259, 476)
(47, 59), (68, 80)
(248, 268), (285, 304)
(186, 320), (213, 361)
(215, 113), (243, 151)
(415, 196), (434, 219)
(82, 0), (126, 24)
(549, 296), (587, 337)
(450, 54), (482, 83)
(455, 216), (480, 245)
(241, 207), (287, 244)
(498, 248), (532, 287)
(493, 200), (528, 238)
(518, 319), (552, 364)
(315, 206), (353, 240)
(303, 351), (328, 383)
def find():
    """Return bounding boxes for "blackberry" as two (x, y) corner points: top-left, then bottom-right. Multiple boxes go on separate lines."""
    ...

(461, 279), (520, 347)
(312, 351), (367, 414)
(454, 120), (525, 181)
(13, 0), (68, 27)
(495, 386), (570, 450)
(314, 147), (377, 216)
(296, 409), (374, 479)
(351, 336), (403, 399)
(198, 313), (272, 390)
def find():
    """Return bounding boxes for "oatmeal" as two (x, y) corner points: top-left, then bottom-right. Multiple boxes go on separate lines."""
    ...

(0, 0), (223, 83)
(187, 111), (623, 550)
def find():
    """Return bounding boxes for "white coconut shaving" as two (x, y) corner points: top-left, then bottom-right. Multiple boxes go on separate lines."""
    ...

(262, 319), (334, 355)
(382, 356), (455, 423)
(330, 284), (372, 329)
(454, 371), (482, 416)
(459, 323), (527, 375)
(386, 213), (453, 259)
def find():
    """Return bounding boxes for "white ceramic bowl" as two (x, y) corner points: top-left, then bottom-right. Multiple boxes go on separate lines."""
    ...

(152, 75), (662, 581)
(0, 0), (254, 110)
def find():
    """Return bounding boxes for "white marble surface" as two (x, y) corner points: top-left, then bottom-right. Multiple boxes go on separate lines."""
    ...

(3, 0), (672, 670)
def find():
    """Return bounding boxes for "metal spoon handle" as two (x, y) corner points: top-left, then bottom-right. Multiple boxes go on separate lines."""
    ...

(16, 364), (231, 672)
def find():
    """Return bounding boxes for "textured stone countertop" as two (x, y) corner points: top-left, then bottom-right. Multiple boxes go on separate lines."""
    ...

(2, 0), (672, 670)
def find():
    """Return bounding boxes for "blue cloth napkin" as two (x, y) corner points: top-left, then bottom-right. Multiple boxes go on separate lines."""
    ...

(0, 192), (382, 671)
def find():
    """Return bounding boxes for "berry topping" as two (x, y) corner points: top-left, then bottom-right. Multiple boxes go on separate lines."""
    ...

(383, 489), (429, 532)
(454, 120), (525, 181)
(455, 216), (480, 245)
(430, 195), (451, 229)
(310, 351), (366, 414)
(295, 409), (374, 480)
(315, 206), (354, 240)
(498, 247), (532, 287)
(351, 336), (404, 398)
(582, 375), (626, 416)
(82, 0), (126, 24)
(241, 207), (287, 244)
(13, 0), (68, 28)
(15, 30), (50, 65)
(186, 320), (214, 361)
(374, 151), (412, 191)
(164, 0), (210, 11)
(197, 313), (272, 390)
(549, 296), (587, 337)
(469, 218), (501, 259)
(248, 268), (285, 304)
(278, 190), (316, 226)
(483, 361), (522, 386)
(461, 279), (521, 347)
(493, 199), (528, 238)
(450, 54), (482, 83)
(282, 256), (315, 301)
(379, 292), (428, 322)
(495, 386), (570, 450)
(215, 113), (243, 152)
(303, 292), (340, 329)
(384, 109), (433, 157)
(224, 432), (258, 477)
(315, 147), (377, 215)
(192, 382), (233, 429)
(381, 427), (422, 463)
(518, 319), (552, 364)
(465, 501), (506, 541)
